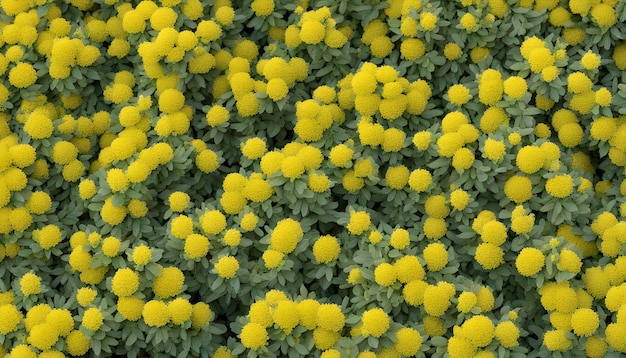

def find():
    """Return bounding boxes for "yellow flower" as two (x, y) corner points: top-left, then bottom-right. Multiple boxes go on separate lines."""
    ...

(168, 298), (193, 325)
(82, 307), (103, 331)
(300, 21), (325, 44)
(143, 300), (170, 327)
(66, 330), (90, 356)
(215, 256), (239, 278)
(33, 224), (62, 249)
(450, 189), (470, 210)
(419, 12), (437, 30)
(111, 268), (139, 297)
(457, 291), (477, 313)
(168, 191), (190, 212)
(313, 235), (341, 263)
(516, 247), (544, 276)
(20, 272), (41, 295)
(191, 302), (212, 329)
(545, 174), (574, 198)
(241, 322), (269, 349)
(185, 234), (210, 259)
(503, 76), (527, 99)
(206, 105), (229, 127)
(423, 242), (448, 271)
(516, 145), (545, 174)
(0, 304), (22, 334)
(591, 3), (617, 27)
(424, 195), (450, 218)
(570, 308), (599, 337)
(316, 303), (344, 332)
(447, 84), (470, 106)
(423, 284), (453, 316)
(76, 287), (97, 307)
(395, 327), (422, 356)
(443, 43), (462, 61)
(153, 266), (184, 298)
(374, 262), (397, 286)
(478, 69), (503, 105)
(567, 72), (593, 94)
(347, 210), (370, 235)
(389, 228), (410, 250)
(585, 337), (608, 358)
(543, 329), (571, 351)
(459, 315), (495, 347)
(361, 308), (390, 337)
(452, 148), (474, 170)
(9, 62), (37, 88)
(460, 13), (477, 30)
(475, 243), (504, 269)
(400, 38), (426, 60)
(495, 321), (519, 348)
(45, 308), (74, 337)
(117, 296), (144, 321)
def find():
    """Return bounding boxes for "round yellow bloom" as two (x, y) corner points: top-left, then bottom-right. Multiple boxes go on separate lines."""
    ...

(516, 146), (545, 174)
(361, 308), (390, 337)
(395, 327), (422, 356)
(420, 12), (437, 30)
(423, 242), (448, 271)
(0, 304), (22, 334)
(503, 76), (527, 99)
(184, 233), (210, 259)
(543, 329), (571, 351)
(347, 210), (370, 235)
(394, 255), (425, 283)
(460, 315), (495, 347)
(450, 189), (470, 211)
(168, 298), (193, 325)
(447, 84), (470, 106)
(443, 43), (462, 61)
(82, 307), (103, 331)
(516, 247), (545, 276)
(409, 169), (432, 192)
(545, 174), (573, 198)
(570, 308), (599, 337)
(313, 235), (341, 263)
(300, 21), (325, 44)
(240, 322), (268, 349)
(76, 287), (97, 307)
(215, 256), (239, 278)
(495, 321), (520, 348)
(111, 268), (140, 297)
(389, 228), (410, 250)
(317, 303), (344, 332)
(9, 62), (37, 88)
(143, 300), (170, 327)
(475, 243), (505, 270)
(374, 262), (396, 286)
(66, 330), (90, 356)
(20, 272), (41, 295)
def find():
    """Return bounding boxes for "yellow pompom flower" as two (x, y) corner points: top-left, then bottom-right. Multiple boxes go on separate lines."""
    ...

(390, 228), (410, 250)
(168, 298), (193, 325)
(528, 47), (555, 73)
(300, 21), (325, 44)
(168, 191), (190, 212)
(316, 303), (344, 332)
(543, 330), (571, 351)
(475, 243), (505, 269)
(385, 165), (409, 190)
(504, 175), (532, 203)
(495, 321), (520, 348)
(503, 76), (527, 99)
(420, 12), (437, 30)
(423, 284), (453, 316)
(153, 266), (184, 298)
(347, 210), (370, 235)
(26, 191), (52, 215)
(0, 304), (22, 334)
(457, 291), (477, 313)
(9, 62), (37, 88)
(143, 300), (170, 327)
(516, 145), (545, 174)
(196, 149), (220, 173)
(111, 268), (139, 297)
(395, 255), (425, 283)
(262, 249), (284, 269)
(45, 308), (74, 337)
(409, 169), (432, 192)
(570, 308), (599, 337)
(460, 315), (495, 347)
(450, 189), (470, 210)
(206, 105), (229, 127)
(82, 307), (103, 331)
(269, 219), (303, 254)
(184, 233), (210, 259)
(65, 330), (90, 356)
(516, 247), (545, 276)
(170, 215), (194, 239)
(581, 51), (601, 70)
(567, 72), (593, 94)
(215, 256), (239, 279)
(20, 272), (41, 295)
(545, 174), (573, 198)
(447, 84), (470, 106)
(478, 69), (503, 105)
(361, 308), (390, 337)
(241, 137), (267, 160)
(241, 322), (269, 349)
(443, 43), (462, 61)
(452, 148), (474, 170)
(556, 248), (582, 274)
(423, 242), (448, 271)
(313, 235), (341, 263)
(374, 262), (397, 286)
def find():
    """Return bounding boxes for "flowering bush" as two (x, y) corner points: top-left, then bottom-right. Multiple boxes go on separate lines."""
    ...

(1, 0), (626, 357)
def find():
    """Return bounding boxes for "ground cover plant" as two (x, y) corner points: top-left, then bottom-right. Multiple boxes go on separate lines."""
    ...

(1, 0), (626, 357)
